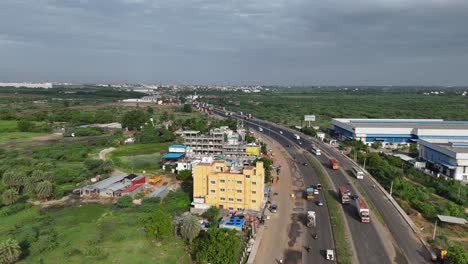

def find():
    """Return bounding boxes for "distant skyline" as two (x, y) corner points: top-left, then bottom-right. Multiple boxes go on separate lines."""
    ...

(1, 0), (468, 85)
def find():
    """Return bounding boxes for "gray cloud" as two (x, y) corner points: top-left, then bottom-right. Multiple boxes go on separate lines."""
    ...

(0, 0), (467, 85)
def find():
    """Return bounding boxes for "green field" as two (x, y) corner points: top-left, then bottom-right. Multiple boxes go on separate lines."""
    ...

(0, 120), (19, 132)
(108, 143), (170, 173)
(1, 204), (191, 264)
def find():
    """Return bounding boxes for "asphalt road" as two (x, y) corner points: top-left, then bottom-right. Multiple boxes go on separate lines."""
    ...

(240, 114), (431, 264)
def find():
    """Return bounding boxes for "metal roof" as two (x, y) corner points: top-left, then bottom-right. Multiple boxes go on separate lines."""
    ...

(89, 172), (128, 190)
(107, 182), (127, 192)
(162, 153), (185, 159)
(437, 215), (467, 225)
(169, 145), (187, 149)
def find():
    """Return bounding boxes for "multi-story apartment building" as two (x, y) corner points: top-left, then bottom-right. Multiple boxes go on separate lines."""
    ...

(192, 160), (264, 212)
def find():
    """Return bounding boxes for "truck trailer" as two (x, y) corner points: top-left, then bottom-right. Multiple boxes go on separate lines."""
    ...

(307, 211), (316, 227)
(339, 186), (350, 204)
(330, 159), (339, 170)
(356, 198), (370, 223)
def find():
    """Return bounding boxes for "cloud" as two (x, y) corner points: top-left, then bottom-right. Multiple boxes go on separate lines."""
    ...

(0, 0), (467, 84)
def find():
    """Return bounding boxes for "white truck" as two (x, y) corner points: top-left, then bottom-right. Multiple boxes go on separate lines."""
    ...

(294, 134), (300, 140)
(307, 211), (316, 227)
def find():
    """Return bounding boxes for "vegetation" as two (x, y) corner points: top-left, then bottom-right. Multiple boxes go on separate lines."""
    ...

(117, 196), (133, 208)
(182, 104), (192, 113)
(204, 206), (220, 224)
(0, 238), (21, 264)
(446, 243), (468, 264)
(177, 170), (192, 181)
(180, 215), (202, 244)
(192, 228), (242, 264)
(121, 109), (150, 131)
(254, 157), (273, 183)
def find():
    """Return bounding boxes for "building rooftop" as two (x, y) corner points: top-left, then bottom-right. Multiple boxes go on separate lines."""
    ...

(162, 153), (185, 159)
(122, 184), (143, 193)
(169, 145), (187, 149)
(426, 141), (468, 153)
(334, 118), (468, 130)
(89, 172), (128, 190)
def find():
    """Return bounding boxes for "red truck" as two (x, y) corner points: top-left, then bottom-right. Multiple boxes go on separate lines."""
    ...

(330, 159), (339, 170)
(339, 186), (350, 204)
(356, 198), (370, 223)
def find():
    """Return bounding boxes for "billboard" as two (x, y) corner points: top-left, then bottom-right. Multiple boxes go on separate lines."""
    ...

(304, 115), (316, 122)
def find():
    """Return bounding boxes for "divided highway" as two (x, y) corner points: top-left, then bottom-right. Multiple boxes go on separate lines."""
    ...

(242, 115), (431, 264)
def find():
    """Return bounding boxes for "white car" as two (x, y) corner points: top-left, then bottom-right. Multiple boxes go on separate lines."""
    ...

(279, 131), (283, 134)
(326, 249), (335, 260)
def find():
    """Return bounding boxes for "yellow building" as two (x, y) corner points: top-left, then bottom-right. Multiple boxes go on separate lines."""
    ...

(192, 160), (264, 211)
(245, 145), (260, 157)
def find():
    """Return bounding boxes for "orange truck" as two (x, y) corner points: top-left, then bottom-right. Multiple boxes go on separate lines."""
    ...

(330, 159), (339, 170)
(148, 176), (163, 185)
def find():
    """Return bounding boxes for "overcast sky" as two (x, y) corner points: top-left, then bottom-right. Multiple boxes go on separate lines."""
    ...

(1, 0), (467, 85)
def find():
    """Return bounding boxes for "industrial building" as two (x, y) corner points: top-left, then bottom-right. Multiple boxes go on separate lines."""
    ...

(332, 118), (468, 145)
(192, 160), (265, 212)
(418, 140), (468, 181)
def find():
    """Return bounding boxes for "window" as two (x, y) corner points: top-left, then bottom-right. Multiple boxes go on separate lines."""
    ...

(220, 179), (226, 183)
(252, 181), (257, 185)
(236, 198), (242, 202)
(252, 200), (256, 203)
(210, 180), (216, 184)
(245, 175), (250, 179)
(252, 191), (256, 194)
(228, 207), (234, 210)
(236, 190), (242, 193)
(220, 197), (226, 201)
(228, 198), (234, 201)
(237, 180), (243, 184)
(210, 190), (216, 193)
(220, 188), (226, 192)
(237, 208), (243, 211)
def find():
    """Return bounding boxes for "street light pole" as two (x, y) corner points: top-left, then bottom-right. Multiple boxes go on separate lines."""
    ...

(389, 181), (394, 196)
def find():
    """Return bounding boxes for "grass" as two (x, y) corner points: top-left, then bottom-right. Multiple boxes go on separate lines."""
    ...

(0, 120), (19, 132)
(108, 143), (171, 173)
(305, 152), (353, 264)
(0, 131), (48, 144)
(1, 204), (191, 264)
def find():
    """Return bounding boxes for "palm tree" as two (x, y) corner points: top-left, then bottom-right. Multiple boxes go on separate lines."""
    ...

(1, 170), (25, 191)
(1, 189), (19, 206)
(31, 170), (53, 182)
(180, 215), (201, 244)
(0, 238), (21, 264)
(35, 181), (52, 200)
(23, 178), (36, 194)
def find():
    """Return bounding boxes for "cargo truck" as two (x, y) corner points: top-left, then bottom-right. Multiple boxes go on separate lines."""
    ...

(339, 186), (350, 204)
(356, 198), (370, 223)
(307, 211), (316, 227)
(306, 187), (315, 200)
(330, 159), (339, 170)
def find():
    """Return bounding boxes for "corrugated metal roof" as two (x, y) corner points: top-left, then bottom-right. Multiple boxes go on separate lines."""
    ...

(107, 182), (127, 192)
(437, 215), (467, 225)
(89, 172), (128, 190)
(169, 145), (187, 148)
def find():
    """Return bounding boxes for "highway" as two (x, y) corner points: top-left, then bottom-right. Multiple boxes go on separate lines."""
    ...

(240, 114), (431, 264)
(239, 116), (392, 264)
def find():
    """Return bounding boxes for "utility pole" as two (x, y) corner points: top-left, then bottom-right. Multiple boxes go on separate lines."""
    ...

(363, 157), (367, 170)
(432, 219), (438, 240)
(389, 181), (394, 196)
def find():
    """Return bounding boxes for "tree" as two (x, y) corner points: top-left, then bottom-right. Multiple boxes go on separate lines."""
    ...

(302, 127), (317, 137)
(31, 170), (53, 182)
(101, 160), (114, 174)
(146, 107), (154, 114)
(371, 141), (382, 149)
(182, 104), (192, 113)
(144, 210), (173, 241)
(17, 120), (34, 132)
(121, 109), (150, 131)
(193, 228), (241, 264)
(204, 206), (220, 224)
(254, 157), (273, 183)
(0, 238), (21, 264)
(177, 170), (192, 181)
(447, 243), (468, 264)
(180, 215), (201, 244)
(1, 170), (25, 192)
(1, 189), (19, 206)
(161, 111), (169, 122)
(117, 196), (133, 208)
(35, 181), (52, 200)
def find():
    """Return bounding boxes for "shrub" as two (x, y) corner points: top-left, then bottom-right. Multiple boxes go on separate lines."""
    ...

(117, 196), (133, 208)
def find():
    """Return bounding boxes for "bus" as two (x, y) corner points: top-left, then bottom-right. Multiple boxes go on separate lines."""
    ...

(311, 145), (321, 156)
(352, 166), (364, 179)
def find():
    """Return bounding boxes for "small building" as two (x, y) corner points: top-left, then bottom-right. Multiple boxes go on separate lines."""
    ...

(79, 173), (138, 197)
(418, 140), (468, 181)
(162, 152), (185, 160)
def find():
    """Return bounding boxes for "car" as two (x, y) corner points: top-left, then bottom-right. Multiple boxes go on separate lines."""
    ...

(351, 194), (359, 200)
(302, 162), (308, 166)
(298, 141), (302, 145)
(270, 204), (278, 213)
(316, 200), (323, 206)
(279, 131), (283, 134)
(286, 144), (290, 148)
(326, 249), (335, 260)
